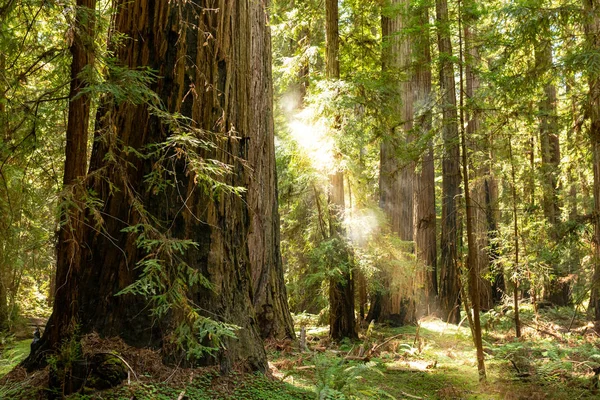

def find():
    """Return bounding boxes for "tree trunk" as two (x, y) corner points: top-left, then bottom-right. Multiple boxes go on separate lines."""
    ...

(326, 0), (357, 340)
(247, 4), (295, 341)
(584, 0), (600, 321)
(458, 5), (485, 380)
(508, 140), (522, 338)
(27, 0), (278, 372)
(464, 19), (494, 311)
(535, 37), (567, 305)
(34, 0), (96, 350)
(375, 0), (417, 326)
(436, 0), (461, 325)
(412, 1), (437, 317)
(0, 16), (8, 331)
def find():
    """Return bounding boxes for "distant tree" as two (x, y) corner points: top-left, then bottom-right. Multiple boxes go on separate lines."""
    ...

(436, 0), (461, 325)
(535, 16), (566, 305)
(326, 0), (357, 341)
(413, 0), (438, 316)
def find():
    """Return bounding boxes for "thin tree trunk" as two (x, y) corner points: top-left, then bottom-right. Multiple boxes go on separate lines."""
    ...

(436, 0), (461, 325)
(458, 4), (485, 380)
(508, 140), (521, 338)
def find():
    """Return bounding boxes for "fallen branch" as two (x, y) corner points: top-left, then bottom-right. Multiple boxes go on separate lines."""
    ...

(520, 320), (562, 340)
(370, 333), (405, 355)
(295, 365), (316, 370)
(400, 390), (423, 399)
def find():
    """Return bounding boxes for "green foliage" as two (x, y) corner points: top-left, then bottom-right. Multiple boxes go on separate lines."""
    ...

(313, 356), (392, 400)
(0, 339), (30, 377)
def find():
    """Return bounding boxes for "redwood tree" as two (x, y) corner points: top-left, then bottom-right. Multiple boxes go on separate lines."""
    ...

(585, 0), (600, 321)
(247, 3), (295, 341)
(27, 0), (285, 371)
(326, 0), (357, 340)
(436, 0), (461, 325)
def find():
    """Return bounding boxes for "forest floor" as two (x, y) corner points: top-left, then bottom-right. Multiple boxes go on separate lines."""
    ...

(0, 304), (599, 399)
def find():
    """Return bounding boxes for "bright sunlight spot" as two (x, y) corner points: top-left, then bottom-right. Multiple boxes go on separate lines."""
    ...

(288, 107), (335, 173)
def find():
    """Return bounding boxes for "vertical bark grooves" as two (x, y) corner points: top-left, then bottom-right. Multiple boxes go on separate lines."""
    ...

(40, 0), (96, 351)
(584, 0), (600, 321)
(247, 2), (295, 341)
(413, 3), (437, 315)
(326, 0), (357, 340)
(374, 0), (420, 326)
(436, 0), (461, 324)
(30, 0), (279, 372)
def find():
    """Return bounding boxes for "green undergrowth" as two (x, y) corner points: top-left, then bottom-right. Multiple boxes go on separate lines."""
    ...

(0, 339), (30, 377)
(270, 309), (600, 399)
(2, 306), (600, 398)
(0, 370), (313, 399)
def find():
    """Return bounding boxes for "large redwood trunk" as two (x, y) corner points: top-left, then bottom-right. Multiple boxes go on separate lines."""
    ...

(413, 2), (437, 316)
(436, 0), (461, 324)
(247, 4), (295, 341)
(376, 0), (417, 326)
(28, 0), (280, 372)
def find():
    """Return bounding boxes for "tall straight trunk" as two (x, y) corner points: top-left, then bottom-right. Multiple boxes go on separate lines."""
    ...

(413, 2), (437, 316)
(375, 0), (416, 325)
(535, 38), (566, 305)
(584, 0), (600, 321)
(458, 5), (485, 380)
(0, 16), (7, 331)
(436, 0), (461, 324)
(326, 0), (357, 340)
(464, 19), (494, 310)
(28, 0), (275, 372)
(508, 140), (522, 338)
(40, 0), (96, 347)
(248, 4), (295, 341)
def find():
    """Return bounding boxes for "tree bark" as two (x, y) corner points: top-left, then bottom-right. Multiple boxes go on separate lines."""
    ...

(535, 36), (567, 305)
(36, 0), (96, 350)
(458, 3), (485, 380)
(584, 0), (600, 321)
(436, 0), (461, 325)
(326, 0), (357, 340)
(27, 0), (280, 372)
(464, 17), (496, 311)
(247, 3), (295, 341)
(413, 2), (437, 316)
(375, 0), (417, 326)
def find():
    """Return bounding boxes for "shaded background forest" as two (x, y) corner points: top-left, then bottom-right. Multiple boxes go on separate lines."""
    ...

(0, 0), (599, 395)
